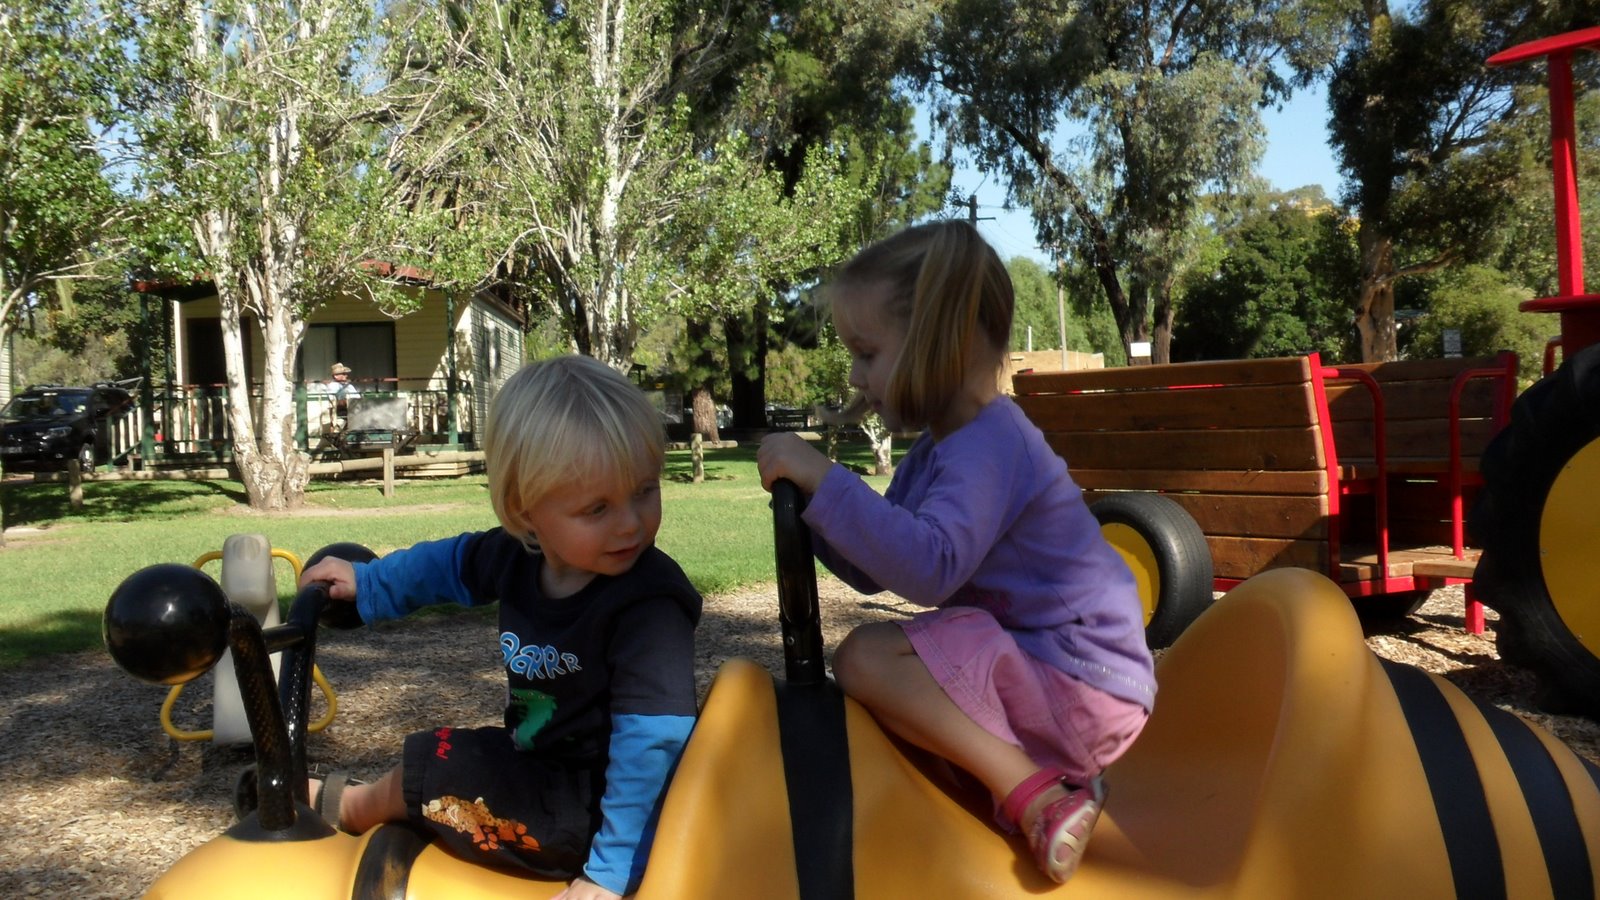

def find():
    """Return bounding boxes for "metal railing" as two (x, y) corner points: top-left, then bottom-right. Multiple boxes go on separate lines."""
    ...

(114, 380), (475, 468)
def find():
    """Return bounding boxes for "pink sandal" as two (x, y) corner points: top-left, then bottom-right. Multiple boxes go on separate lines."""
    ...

(1001, 768), (1107, 883)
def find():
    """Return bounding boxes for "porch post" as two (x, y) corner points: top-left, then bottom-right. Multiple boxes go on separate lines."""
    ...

(163, 298), (176, 453)
(295, 382), (308, 451)
(138, 293), (155, 461)
(446, 289), (460, 446)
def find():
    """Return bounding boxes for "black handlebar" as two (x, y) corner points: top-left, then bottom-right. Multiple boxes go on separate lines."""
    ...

(772, 479), (826, 686)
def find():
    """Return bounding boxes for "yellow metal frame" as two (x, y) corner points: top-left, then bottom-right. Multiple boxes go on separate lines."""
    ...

(160, 547), (339, 742)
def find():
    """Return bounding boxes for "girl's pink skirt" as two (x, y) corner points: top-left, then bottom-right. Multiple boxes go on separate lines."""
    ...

(901, 605), (1147, 789)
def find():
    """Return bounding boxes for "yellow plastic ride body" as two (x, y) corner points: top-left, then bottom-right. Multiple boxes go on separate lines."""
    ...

(142, 567), (1600, 899)
(644, 567), (1600, 899)
(142, 815), (571, 899)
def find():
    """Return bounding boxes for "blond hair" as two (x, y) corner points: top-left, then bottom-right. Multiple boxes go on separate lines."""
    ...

(828, 220), (1013, 428)
(485, 355), (665, 546)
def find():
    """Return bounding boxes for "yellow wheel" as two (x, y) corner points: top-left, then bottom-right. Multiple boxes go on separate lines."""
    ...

(1091, 493), (1214, 648)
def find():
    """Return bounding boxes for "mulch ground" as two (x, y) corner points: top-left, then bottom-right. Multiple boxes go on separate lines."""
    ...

(0, 580), (1596, 898)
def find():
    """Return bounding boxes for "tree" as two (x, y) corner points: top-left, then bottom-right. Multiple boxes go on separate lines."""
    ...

(1, 0), (128, 374)
(9, 278), (148, 387)
(685, 2), (951, 430)
(1403, 264), (1551, 382)
(1174, 195), (1358, 361)
(1327, 0), (1600, 362)
(1, 0), (130, 545)
(916, 0), (1348, 364)
(1008, 257), (1060, 352)
(408, 0), (754, 370)
(1007, 253), (1127, 362)
(124, 0), (446, 510)
(664, 138), (867, 440)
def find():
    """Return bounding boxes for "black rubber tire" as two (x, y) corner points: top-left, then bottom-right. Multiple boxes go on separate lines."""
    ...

(76, 442), (95, 472)
(1470, 341), (1600, 717)
(1090, 493), (1215, 649)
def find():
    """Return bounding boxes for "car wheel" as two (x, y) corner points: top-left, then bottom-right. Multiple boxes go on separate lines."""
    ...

(1091, 493), (1215, 649)
(76, 442), (95, 473)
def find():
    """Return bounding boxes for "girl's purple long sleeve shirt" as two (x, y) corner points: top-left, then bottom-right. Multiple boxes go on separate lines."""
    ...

(804, 395), (1156, 710)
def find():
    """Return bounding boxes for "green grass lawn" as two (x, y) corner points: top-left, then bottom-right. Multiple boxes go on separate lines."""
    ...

(0, 442), (899, 669)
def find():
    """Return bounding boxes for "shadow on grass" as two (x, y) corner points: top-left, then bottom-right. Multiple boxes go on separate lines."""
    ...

(1, 479), (248, 529)
(0, 607), (106, 668)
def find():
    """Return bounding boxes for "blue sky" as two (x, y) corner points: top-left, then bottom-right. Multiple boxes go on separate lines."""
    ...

(951, 82), (1342, 264)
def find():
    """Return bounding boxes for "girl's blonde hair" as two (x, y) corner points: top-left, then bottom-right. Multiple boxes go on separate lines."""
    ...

(829, 219), (1014, 428)
(484, 354), (665, 546)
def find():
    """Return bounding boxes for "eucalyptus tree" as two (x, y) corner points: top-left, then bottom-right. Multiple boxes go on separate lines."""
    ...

(914, 0), (1350, 363)
(0, 0), (127, 374)
(660, 0), (947, 428)
(123, 0), (453, 510)
(401, 0), (761, 370)
(402, 0), (949, 430)
(1328, 0), (1600, 361)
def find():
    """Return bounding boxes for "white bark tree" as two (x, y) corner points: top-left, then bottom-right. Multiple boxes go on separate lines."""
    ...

(422, 0), (741, 369)
(127, 0), (440, 509)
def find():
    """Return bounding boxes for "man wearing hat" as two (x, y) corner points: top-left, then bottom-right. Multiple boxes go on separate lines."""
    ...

(326, 362), (360, 411)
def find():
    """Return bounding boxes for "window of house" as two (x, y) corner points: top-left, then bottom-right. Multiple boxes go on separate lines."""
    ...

(302, 323), (397, 388)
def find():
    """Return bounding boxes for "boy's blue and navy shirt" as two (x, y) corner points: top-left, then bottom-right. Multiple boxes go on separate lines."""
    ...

(349, 528), (702, 894)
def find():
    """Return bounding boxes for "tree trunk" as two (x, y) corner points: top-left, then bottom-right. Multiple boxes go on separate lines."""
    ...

(1152, 280), (1177, 365)
(689, 386), (721, 443)
(1355, 227), (1400, 362)
(863, 415), (894, 476)
(217, 272), (309, 511)
(724, 309), (768, 429)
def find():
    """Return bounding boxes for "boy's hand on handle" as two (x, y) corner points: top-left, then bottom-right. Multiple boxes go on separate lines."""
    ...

(757, 432), (833, 494)
(298, 557), (358, 602)
(552, 876), (623, 900)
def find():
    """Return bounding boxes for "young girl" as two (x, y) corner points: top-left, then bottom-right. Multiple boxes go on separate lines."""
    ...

(298, 354), (701, 900)
(756, 220), (1154, 884)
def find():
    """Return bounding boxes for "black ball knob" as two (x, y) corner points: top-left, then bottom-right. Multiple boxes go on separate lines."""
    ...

(304, 542), (378, 569)
(305, 542), (377, 629)
(104, 564), (230, 685)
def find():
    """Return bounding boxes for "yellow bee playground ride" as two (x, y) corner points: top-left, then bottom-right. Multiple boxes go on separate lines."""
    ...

(104, 478), (1600, 900)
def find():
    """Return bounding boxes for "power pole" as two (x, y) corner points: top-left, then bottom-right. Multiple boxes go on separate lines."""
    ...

(1056, 248), (1069, 370)
(966, 194), (993, 225)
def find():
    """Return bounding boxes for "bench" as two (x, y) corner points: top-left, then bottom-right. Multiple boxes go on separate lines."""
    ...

(328, 396), (419, 457)
(1012, 353), (1513, 631)
(766, 407), (812, 430)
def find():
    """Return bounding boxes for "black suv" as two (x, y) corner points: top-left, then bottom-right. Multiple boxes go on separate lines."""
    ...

(1, 384), (133, 472)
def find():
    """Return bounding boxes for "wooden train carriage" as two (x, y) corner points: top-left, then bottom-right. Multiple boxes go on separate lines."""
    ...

(1324, 353), (1517, 555)
(1011, 353), (1515, 614)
